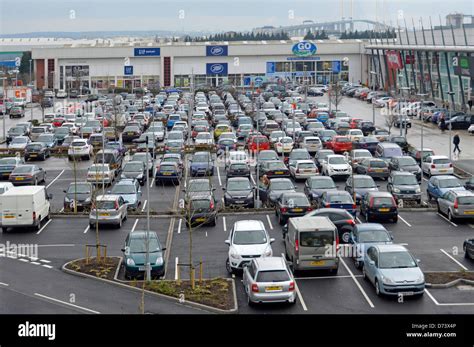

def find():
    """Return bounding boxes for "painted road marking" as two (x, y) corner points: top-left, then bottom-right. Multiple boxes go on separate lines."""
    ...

(141, 200), (147, 212)
(281, 253), (306, 310)
(42, 264), (53, 269)
(440, 249), (468, 271)
(59, 207), (64, 212)
(83, 225), (90, 234)
(46, 169), (65, 189)
(468, 224), (474, 229)
(399, 215), (412, 227)
(150, 177), (154, 188)
(250, 173), (256, 185)
(31, 261), (41, 265)
(223, 216), (227, 232)
(217, 166), (222, 186)
(175, 257), (179, 280)
(18, 259), (29, 263)
(40, 259), (51, 263)
(36, 219), (52, 235)
(340, 257), (375, 308)
(34, 293), (100, 314)
(356, 217), (362, 224)
(436, 213), (458, 227)
(178, 218), (182, 234)
(266, 215), (273, 230)
(131, 219), (139, 233)
(0, 282), (9, 286)
(425, 289), (474, 306)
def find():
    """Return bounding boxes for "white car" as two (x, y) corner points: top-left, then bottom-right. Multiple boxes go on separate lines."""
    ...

(225, 220), (274, 274)
(68, 139), (93, 160)
(56, 90), (67, 98)
(468, 124), (474, 135)
(350, 149), (373, 166)
(195, 132), (214, 146)
(226, 150), (249, 167)
(275, 137), (294, 154)
(61, 122), (79, 135)
(374, 97), (393, 108)
(86, 164), (114, 185)
(290, 160), (319, 180)
(421, 155), (453, 177)
(195, 102), (210, 113)
(8, 136), (30, 151)
(300, 136), (322, 153)
(322, 154), (352, 178)
(347, 129), (364, 142)
(270, 131), (285, 145)
(44, 113), (55, 123)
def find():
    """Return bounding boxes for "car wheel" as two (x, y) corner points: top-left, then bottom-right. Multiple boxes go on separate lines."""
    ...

(225, 258), (233, 274)
(247, 291), (254, 307)
(427, 192), (432, 201)
(393, 216), (398, 223)
(362, 265), (367, 279)
(354, 259), (361, 269)
(117, 217), (122, 229)
(329, 267), (338, 275)
(278, 214), (285, 225)
(210, 216), (217, 227)
(375, 279), (382, 296)
(2, 227), (8, 233)
(464, 248), (471, 259)
(448, 210), (455, 222)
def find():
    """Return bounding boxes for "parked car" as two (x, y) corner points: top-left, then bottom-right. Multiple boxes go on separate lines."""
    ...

(363, 244), (425, 297)
(355, 158), (390, 180)
(275, 192), (312, 225)
(190, 151), (214, 177)
(344, 175), (379, 205)
(0, 157), (24, 179)
(259, 178), (296, 207)
(350, 223), (393, 268)
(303, 176), (337, 204)
(8, 136), (30, 151)
(155, 161), (182, 185)
(68, 139), (93, 161)
(304, 208), (355, 244)
(325, 136), (352, 154)
(86, 164), (114, 186)
(388, 156), (422, 182)
(63, 182), (93, 211)
(463, 238), (474, 259)
(226, 162), (251, 179)
(465, 177), (474, 191)
(187, 193), (218, 227)
(89, 194), (127, 228)
(289, 160), (318, 180)
(314, 149), (335, 171)
(121, 161), (147, 186)
(257, 160), (290, 179)
(223, 177), (254, 208)
(110, 179), (142, 210)
(321, 154), (352, 179)
(184, 178), (214, 203)
(9, 164), (46, 186)
(360, 191), (398, 223)
(427, 175), (466, 201)
(388, 135), (409, 153)
(318, 190), (357, 217)
(421, 155), (453, 177)
(408, 147), (435, 164)
(437, 190), (474, 222)
(387, 171), (422, 204)
(24, 142), (50, 161)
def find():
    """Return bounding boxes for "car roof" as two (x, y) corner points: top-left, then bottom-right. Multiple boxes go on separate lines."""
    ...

(115, 179), (136, 185)
(269, 177), (292, 183)
(450, 190), (474, 197)
(366, 191), (393, 197)
(234, 220), (265, 231)
(326, 190), (350, 196)
(371, 244), (408, 253)
(129, 231), (158, 239)
(96, 194), (118, 201)
(433, 175), (458, 180)
(253, 257), (287, 272)
(308, 208), (351, 215)
(354, 223), (387, 231)
(391, 171), (415, 176)
(227, 177), (249, 182)
(429, 155), (449, 159)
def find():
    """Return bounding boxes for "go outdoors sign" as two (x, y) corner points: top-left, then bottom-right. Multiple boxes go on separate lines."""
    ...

(292, 41), (317, 57)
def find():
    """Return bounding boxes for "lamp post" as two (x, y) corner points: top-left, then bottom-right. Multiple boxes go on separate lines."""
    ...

(447, 91), (455, 161)
(416, 93), (428, 161)
(370, 71), (377, 124)
(400, 87), (411, 138)
(2, 76), (6, 141)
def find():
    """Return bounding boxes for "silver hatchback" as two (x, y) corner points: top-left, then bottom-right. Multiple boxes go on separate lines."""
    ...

(89, 194), (128, 228)
(437, 190), (474, 222)
(242, 257), (296, 306)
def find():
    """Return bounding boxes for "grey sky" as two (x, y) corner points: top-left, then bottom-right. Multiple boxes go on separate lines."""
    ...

(0, 0), (472, 34)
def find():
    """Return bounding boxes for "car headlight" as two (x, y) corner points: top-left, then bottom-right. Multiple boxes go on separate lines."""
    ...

(126, 258), (135, 266)
(121, 174), (126, 179)
(229, 249), (239, 259)
(246, 192), (254, 199)
(393, 188), (401, 193)
(155, 256), (164, 265)
(381, 275), (394, 285)
(64, 197), (70, 203)
(416, 274), (425, 284)
(415, 187), (421, 194)
(263, 246), (272, 257)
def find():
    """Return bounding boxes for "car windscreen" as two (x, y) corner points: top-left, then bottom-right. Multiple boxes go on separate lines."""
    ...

(383, 147), (402, 157)
(27, 144), (43, 151)
(354, 178), (376, 188)
(393, 175), (418, 185)
(95, 153), (115, 163)
(369, 160), (387, 168)
(283, 195), (309, 206)
(190, 199), (211, 210)
(270, 181), (293, 190)
(297, 162), (315, 169)
(227, 180), (251, 191)
(233, 229), (267, 245)
(398, 157), (417, 166)
(309, 178), (335, 189)
(328, 157), (346, 165)
(328, 194), (352, 204)
(378, 251), (417, 269)
(193, 154), (210, 162)
(433, 158), (450, 165)
(188, 181), (211, 192)
(129, 237), (160, 253)
(11, 137), (28, 143)
(299, 230), (334, 247)
(373, 197), (393, 205)
(359, 230), (391, 243)
(13, 166), (32, 174)
(0, 158), (17, 165)
(124, 163), (143, 172)
(67, 184), (91, 194)
(438, 179), (461, 188)
(256, 270), (290, 283)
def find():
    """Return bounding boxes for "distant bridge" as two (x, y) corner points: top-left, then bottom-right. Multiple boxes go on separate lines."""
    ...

(254, 19), (394, 37)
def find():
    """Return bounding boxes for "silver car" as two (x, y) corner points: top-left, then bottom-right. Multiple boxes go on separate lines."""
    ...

(242, 257), (297, 305)
(363, 244), (425, 297)
(89, 194), (128, 228)
(437, 190), (474, 222)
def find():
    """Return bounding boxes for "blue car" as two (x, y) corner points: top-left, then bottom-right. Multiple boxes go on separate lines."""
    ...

(110, 179), (142, 210)
(350, 223), (393, 269)
(190, 151), (214, 177)
(318, 191), (357, 217)
(426, 175), (466, 201)
(155, 162), (182, 184)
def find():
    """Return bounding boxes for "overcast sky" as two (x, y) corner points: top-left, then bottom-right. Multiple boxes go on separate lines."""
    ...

(0, 0), (472, 34)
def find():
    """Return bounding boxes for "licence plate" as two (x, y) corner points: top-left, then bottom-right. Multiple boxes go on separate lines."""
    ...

(196, 217), (206, 222)
(399, 291), (414, 296)
(439, 169), (448, 172)
(15, 177), (24, 180)
(162, 172), (172, 176)
(3, 215), (15, 219)
(30, 154), (37, 157)
(275, 171), (284, 174)
(265, 286), (282, 292)
(235, 201), (244, 204)
(310, 260), (326, 266)
(128, 132), (134, 135)
(138, 266), (146, 271)
(99, 213), (109, 217)
(375, 169), (383, 172)
(379, 208), (390, 212)
(292, 208), (303, 212)
(464, 211), (474, 215)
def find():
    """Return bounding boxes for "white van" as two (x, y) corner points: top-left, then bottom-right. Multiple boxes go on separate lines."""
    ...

(1, 186), (51, 232)
(0, 182), (14, 223)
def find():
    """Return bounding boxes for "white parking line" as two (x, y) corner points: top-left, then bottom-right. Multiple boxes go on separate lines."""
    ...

(356, 217), (362, 224)
(280, 253), (307, 310)
(436, 213), (458, 227)
(177, 218), (182, 234)
(46, 169), (65, 189)
(150, 178), (154, 188)
(425, 289), (474, 306)
(39, 259), (51, 263)
(398, 215), (412, 227)
(469, 224), (474, 229)
(223, 216), (227, 232)
(422, 177), (428, 182)
(131, 219), (139, 233)
(31, 261), (41, 265)
(339, 257), (375, 308)
(250, 173), (256, 185)
(18, 258), (29, 262)
(83, 225), (90, 234)
(34, 293), (100, 314)
(217, 166), (222, 186)
(36, 219), (52, 235)
(425, 288), (440, 305)
(59, 207), (64, 212)
(0, 282), (9, 286)
(42, 264), (53, 269)
(266, 215), (273, 230)
(440, 249), (468, 271)
(141, 200), (147, 212)
(174, 257), (179, 280)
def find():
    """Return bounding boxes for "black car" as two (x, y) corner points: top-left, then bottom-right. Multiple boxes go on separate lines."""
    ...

(465, 177), (474, 191)
(394, 116), (412, 129)
(257, 160), (290, 179)
(275, 192), (312, 225)
(122, 125), (142, 143)
(388, 135), (409, 153)
(444, 114), (474, 130)
(63, 182), (93, 211)
(41, 97), (54, 108)
(69, 89), (79, 98)
(352, 136), (379, 154)
(360, 191), (398, 223)
(226, 162), (251, 178)
(387, 171), (422, 204)
(464, 238), (474, 260)
(6, 126), (27, 144)
(304, 208), (356, 243)
(223, 177), (254, 208)
(388, 156), (422, 182)
(359, 121), (375, 136)
(186, 194), (217, 227)
(303, 176), (337, 204)
(24, 142), (50, 161)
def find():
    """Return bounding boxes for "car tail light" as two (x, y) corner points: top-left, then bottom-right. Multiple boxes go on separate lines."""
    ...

(33, 211), (36, 221)
(295, 239), (299, 253)
(454, 199), (458, 209)
(352, 204), (357, 209)
(449, 163), (453, 168)
(431, 164), (436, 169)
(156, 165), (160, 171)
(369, 197), (374, 208)
(367, 168), (373, 172)
(336, 234), (340, 250)
(325, 203), (330, 207)
(289, 281), (295, 291)
(346, 219), (355, 225)
(391, 197), (397, 207)
(210, 200), (215, 209)
(114, 201), (119, 210)
(251, 284), (259, 293)
(281, 207), (288, 213)
(306, 207), (313, 212)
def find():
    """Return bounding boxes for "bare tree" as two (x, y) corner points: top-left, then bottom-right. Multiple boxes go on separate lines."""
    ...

(328, 83), (344, 111)
(383, 107), (398, 135)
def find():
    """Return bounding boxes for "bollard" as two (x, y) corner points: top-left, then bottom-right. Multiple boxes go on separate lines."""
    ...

(191, 266), (195, 290)
(177, 264), (181, 284)
(199, 260), (203, 283)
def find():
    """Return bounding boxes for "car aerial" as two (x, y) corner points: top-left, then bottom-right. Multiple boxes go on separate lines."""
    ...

(349, 223), (393, 268)
(388, 156), (422, 182)
(260, 178), (296, 207)
(242, 257), (296, 306)
(325, 136), (352, 154)
(225, 220), (274, 274)
(24, 142), (50, 161)
(256, 160), (290, 179)
(223, 177), (254, 208)
(421, 155), (453, 177)
(89, 194), (127, 229)
(9, 164), (46, 186)
(360, 191), (398, 223)
(275, 192), (312, 225)
(344, 174), (379, 205)
(186, 193), (218, 227)
(387, 171), (422, 205)
(121, 230), (166, 279)
(465, 177), (474, 191)
(63, 182), (93, 211)
(363, 244), (425, 297)
(190, 151), (214, 177)
(318, 191), (357, 217)
(68, 139), (93, 161)
(86, 164), (114, 186)
(304, 208), (356, 244)
(108, 178), (142, 210)
(8, 136), (30, 151)
(0, 157), (24, 179)
(289, 160), (318, 180)
(427, 175), (466, 201)
(355, 158), (390, 180)
(184, 178), (214, 203)
(436, 190), (474, 222)
(321, 154), (352, 179)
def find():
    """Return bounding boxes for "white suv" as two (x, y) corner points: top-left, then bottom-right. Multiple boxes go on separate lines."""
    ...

(68, 139), (93, 160)
(322, 154), (352, 178)
(225, 220), (274, 274)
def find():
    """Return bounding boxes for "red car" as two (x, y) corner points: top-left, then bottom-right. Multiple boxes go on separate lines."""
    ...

(96, 116), (110, 127)
(326, 136), (353, 153)
(247, 135), (270, 152)
(349, 118), (363, 129)
(52, 117), (65, 127)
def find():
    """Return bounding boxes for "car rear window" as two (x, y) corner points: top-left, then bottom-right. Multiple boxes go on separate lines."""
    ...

(373, 197), (394, 206)
(370, 160), (387, 168)
(256, 270), (290, 282)
(458, 196), (474, 205)
(433, 158), (450, 164)
(383, 147), (402, 157)
(97, 201), (116, 210)
(300, 231), (334, 247)
(298, 162), (315, 169)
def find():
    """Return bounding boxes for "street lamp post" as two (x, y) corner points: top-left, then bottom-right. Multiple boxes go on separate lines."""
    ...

(2, 76), (6, 141)
(370, 71), (377, 124)
(416, 93), (428, 161)
(400, 87), (411, 138)
(447, 91), (455, 161)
